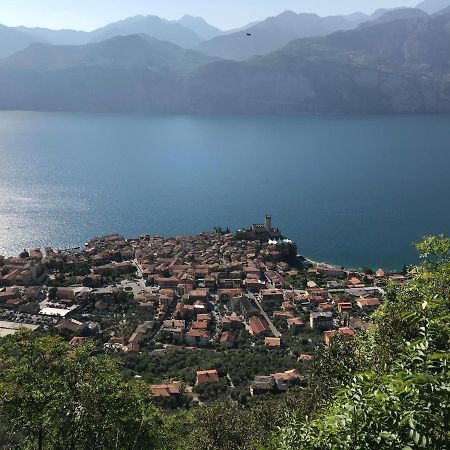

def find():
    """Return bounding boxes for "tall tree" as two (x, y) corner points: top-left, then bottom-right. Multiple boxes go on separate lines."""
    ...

(0, 333), (162, 450)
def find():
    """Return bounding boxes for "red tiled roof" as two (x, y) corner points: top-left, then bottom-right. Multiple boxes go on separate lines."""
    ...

(271, 369), (302, 380)
(220, 331), (234, 344)
(197, 313), (212, 322)
(191, 321), (208, 330)
(150, 382), (181, 398)
(287, 317), (304, 326)
(338, 327), (355, 336)
(358, 298), (381, 307)
(248, 316), (270, 335)
(265, 337), (281, 347)
(196, 370), (219, 384)
(186, 329), (210, 339)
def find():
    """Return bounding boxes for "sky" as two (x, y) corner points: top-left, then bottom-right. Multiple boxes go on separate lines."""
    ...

(0, 0), (419, 31)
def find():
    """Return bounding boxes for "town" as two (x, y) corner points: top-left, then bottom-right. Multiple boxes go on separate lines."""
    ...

(0, 215), (405, 407)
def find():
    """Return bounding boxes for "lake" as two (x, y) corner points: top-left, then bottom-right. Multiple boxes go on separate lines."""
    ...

(0, 111), (449, 269)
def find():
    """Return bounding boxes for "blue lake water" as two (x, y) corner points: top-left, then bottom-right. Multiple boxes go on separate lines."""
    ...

(0, 111), (449, 269)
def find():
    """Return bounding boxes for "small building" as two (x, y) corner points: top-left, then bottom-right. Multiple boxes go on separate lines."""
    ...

(196, 370), (219, 384)
(155, 277), (180, 289)
(222, 314), (245, 331)
(337, 302), (353, 314)
(161, 319), (186, 344)
(185, 329), (210, 347)
(261, 289), (284, 302)
(55, 319), (86, 333)
(219, 331), (235, 348)
(248, 315), (271, 336)
(150, 382), (182, 398)
(357, 297), (381, 311)
(287, 317), (305, 332)
(188, 288), (210, 302)
(250, 376), (277, 396)
(271, 369), (303, 383)
(347, 277), (364, 287)
(316, 265), (346, 279)
(309, 311), (334, 330)
(324, 327), (355, 346)
(244, 278), (264, 292)
(265, 337), (281, 348)
(273, 311), (294, 320)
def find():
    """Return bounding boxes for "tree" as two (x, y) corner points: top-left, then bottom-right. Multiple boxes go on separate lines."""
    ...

(277, 236), (450, 450)
(0, 332), (162, 450)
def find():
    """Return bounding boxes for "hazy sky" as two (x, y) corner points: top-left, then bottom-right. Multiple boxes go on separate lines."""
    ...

(0, 0), (419, 31)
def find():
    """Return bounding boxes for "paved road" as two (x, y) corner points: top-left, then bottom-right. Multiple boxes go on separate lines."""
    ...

(247, 292), (281, 338)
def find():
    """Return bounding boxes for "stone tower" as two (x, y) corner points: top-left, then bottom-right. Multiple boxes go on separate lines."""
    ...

(265, 214), (272, 232)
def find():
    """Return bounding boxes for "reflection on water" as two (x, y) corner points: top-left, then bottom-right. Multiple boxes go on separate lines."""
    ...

(0, 111), (450, 269)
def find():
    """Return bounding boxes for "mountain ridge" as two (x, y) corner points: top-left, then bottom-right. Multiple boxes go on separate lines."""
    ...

(1, 9), (450, 114)
(194, 10), (371, 61)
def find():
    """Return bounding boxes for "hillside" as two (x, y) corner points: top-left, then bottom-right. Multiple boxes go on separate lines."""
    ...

(0, 25), (39, 58)
(0, 35), (216, 113)
(186, 11), (450, 114)
(1, 34), (216, 72)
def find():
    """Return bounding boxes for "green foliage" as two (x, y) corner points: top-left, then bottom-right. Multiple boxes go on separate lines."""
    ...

(122, 347), (301, 394)
(277, 236), (450, 450)
(173, 395), (305, 450)
(415, 235), (450, 261)
(0, 332), (162, 450)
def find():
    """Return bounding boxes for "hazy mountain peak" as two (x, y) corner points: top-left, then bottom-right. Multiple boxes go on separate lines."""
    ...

(360, 7), (428, 28)
(416, 0), (450, 14)
(178, 14), (223, 40)
(179, 14), (209, 24)
(89, 14), (203, 48)
(277, 10), (307, 18)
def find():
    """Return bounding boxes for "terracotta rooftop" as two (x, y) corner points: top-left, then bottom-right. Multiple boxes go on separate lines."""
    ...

(196, 370), (219, 384)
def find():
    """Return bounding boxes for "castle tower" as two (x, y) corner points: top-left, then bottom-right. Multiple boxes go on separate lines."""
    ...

(264, 214), (272, 232)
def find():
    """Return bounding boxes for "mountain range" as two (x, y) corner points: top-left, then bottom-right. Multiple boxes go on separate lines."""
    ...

(193, 10), (370, 61)
(0, 9), (409, 62)
(1, 4), (450, 114)
(1, 1), (450, 61)
(0, 15), (224, 59)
